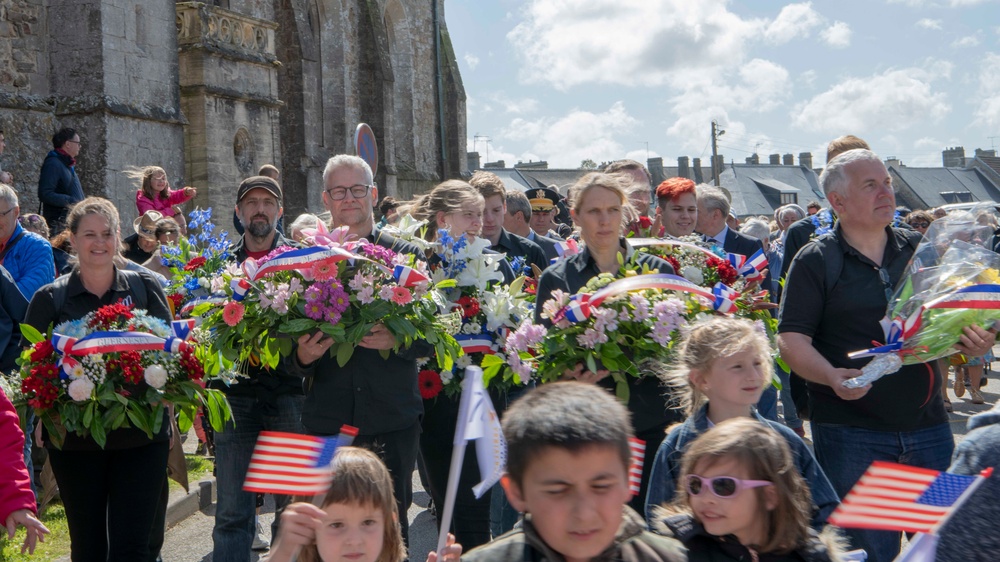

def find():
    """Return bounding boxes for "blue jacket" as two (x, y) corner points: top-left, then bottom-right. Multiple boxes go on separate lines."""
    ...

(644, 403), (839, 529)
(937, 404), (1000, 562)
(37, 150), (84, 228)
(3, 222), (54, 299)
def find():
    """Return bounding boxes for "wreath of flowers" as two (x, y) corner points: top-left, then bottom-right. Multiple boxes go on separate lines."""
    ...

(17, 302), (231, 449)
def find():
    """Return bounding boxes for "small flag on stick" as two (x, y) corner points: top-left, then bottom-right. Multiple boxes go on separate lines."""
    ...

(243, 432), (340, 496)
(628, 438), (645, 496)
(828, 461), (990, 534)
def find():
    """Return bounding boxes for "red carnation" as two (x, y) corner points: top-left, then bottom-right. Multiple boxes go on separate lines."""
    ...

(638, 216), (652, 229)
(167, 293), (184, 309)
(418, 369), (443, 399)
(184, 256), (207, 271)
(30, 340), (55, 362)
(90, 302), (134, 329)
(455, 296), (481, 319)
(707, 256), (739, 286)
(664, 256), (681, 275)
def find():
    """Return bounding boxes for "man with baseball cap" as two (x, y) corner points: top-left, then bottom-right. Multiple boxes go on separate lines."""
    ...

(123, 210), (163, 264)
(212, 175), (304, 560)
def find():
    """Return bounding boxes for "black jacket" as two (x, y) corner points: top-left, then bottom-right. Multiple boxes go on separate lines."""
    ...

(656, 514), (843, 562)
(492, 229), (548, 276)
(37, 150), (84, 230)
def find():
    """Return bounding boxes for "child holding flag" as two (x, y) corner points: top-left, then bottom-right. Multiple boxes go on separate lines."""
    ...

(267, 447), (462, 562)
(644, 317), (839, 528)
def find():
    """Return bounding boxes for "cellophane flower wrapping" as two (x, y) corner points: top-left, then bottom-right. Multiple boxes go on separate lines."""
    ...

(16, 303), (232, 449)
(162, 208), (232, 315)
(204, 229), (460, 374)
(416, 230), (533, 399)
(853, 206), (1000, 382)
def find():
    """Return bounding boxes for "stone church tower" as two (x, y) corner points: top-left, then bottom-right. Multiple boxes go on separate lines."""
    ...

(0, 0), (466, 227)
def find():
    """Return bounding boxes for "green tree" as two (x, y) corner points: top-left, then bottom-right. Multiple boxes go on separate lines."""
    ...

(580, 159), (598, 170)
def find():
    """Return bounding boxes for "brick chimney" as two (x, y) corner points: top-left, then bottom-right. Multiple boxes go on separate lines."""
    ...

(647, 157), (664, 185)
(678, 156), (690, 179)
(782, 153), (794, 165)
(692, 158), (704, 183)
(798, 152), (813, 169)
(467, 151), (481, 171)
(769, 154), (780, 165)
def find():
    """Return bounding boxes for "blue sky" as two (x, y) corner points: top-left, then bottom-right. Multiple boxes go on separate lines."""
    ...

(445, 0), (1000, 170)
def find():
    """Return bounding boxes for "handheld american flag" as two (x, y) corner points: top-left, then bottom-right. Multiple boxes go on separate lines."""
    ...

(628, 437), (646, 496)
(243, 432), (340, 496)
(828, 461), (992, 534)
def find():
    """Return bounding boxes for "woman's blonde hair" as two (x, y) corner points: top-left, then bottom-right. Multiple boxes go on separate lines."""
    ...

(660, 317), (773, 416)
(124, 166), (169, 201)
(670, 418), (812, 554)
(568, 172), (638, 230)
(298, 447), (406, 562)
(409, 180), (483, 241)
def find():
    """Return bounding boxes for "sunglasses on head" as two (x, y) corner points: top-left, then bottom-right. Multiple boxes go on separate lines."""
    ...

(686, 474), (771, 498)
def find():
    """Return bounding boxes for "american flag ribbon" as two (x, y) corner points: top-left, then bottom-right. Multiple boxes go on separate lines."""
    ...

(628, 437), (646, 496)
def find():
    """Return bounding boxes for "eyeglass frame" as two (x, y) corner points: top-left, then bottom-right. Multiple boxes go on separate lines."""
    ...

(324, 184), (373, 201)
(685, 474), (772, 499)
(877, 267), (894, 304)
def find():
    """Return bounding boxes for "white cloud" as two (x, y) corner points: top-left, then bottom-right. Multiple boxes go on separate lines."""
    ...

(800, 69), (818, 87)
(764, 3), (823, 45)
(889, 0), (997, 6)
(916, 18), (943, 30)
(624, 148), (661, 165)
(665, 59), (792, 152)
(974, 53), (1000, 129)
(465, 137), (518, 167)
(952, 33), (982, 47)
(820, 21), (852, 48)
(791, 60), (953, 134)
(488, 93), (539, 115)
(506, 0), (767, 90)
(914, 137), (942, 149)
(500, 102), (641, 168)
(463, 53), (480, 70)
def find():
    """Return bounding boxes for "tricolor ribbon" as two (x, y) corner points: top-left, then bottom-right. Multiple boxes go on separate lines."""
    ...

(849, 284), (1000, 359)
(51, 320), (197, 378)
(553, 273), (738, 323)
(455, 334), (496, 355)
(179, 295), (229, 317)
(736, 249), (768, 281)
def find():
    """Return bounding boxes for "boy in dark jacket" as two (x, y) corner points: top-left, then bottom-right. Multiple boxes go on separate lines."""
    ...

(462, 382), (687, 562)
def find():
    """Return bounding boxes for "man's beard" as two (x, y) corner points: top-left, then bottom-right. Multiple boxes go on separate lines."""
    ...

(246, 215), (275, 238)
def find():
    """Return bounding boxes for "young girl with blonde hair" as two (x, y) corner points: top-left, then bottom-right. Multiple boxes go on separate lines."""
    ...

(644, 317), (839, 529)
(128, 166), (196, 231)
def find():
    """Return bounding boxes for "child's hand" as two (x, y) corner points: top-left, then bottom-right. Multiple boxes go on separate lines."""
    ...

(184, 186), (197, 197)
(5, 509), (50, 554)
(270, 503), (324, 559)
(426, 533), (462, 562)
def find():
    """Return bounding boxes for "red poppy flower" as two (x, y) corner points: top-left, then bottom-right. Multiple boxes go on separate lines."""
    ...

(184, 256), (207, 271)
(418, 369), (443, 399)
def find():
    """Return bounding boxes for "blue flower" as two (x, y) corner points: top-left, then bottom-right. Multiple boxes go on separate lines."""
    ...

(184, 277), (201, 291)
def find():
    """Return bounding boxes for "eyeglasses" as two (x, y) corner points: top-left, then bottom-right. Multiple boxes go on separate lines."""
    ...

(325, 184), (372, 200)
(65, 139), (81, 145)
(908, 221), (929, 229)
(877, 267), (893, 304)
(685, 475), (772, 498)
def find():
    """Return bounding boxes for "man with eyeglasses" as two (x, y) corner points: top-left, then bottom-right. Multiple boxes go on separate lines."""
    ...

(37, 128), (85, 234)
(212, 176), (304, 561)
(287, 154), (427, 545)
(777, 149), (996, 562)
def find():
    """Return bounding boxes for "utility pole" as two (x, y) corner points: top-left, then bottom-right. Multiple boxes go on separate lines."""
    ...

(711, 120), (725, 186)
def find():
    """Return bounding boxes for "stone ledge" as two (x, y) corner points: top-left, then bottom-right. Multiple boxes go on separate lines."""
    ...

(55, 94), (186, 125)
(180, 84), (284, 108)
(0, 91), (55, 112)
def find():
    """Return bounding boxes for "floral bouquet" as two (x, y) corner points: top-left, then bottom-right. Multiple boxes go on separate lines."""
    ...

(845, 208), (1000, 387)
(512, 258), (737, 401)
(205, 231), (460, 372)
(17, 302), (231, 449)
(416, 230), (533, 399)
(162, 208), (232, 317)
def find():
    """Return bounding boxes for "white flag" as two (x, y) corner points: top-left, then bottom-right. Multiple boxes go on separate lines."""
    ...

(454, 367), (507, 498)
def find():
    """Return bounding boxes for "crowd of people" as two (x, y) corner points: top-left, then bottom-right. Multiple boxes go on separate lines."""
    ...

(0, 127), (996, 562)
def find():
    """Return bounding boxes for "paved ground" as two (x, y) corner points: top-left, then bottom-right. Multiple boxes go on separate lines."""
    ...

(159, 374), (996, 561)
